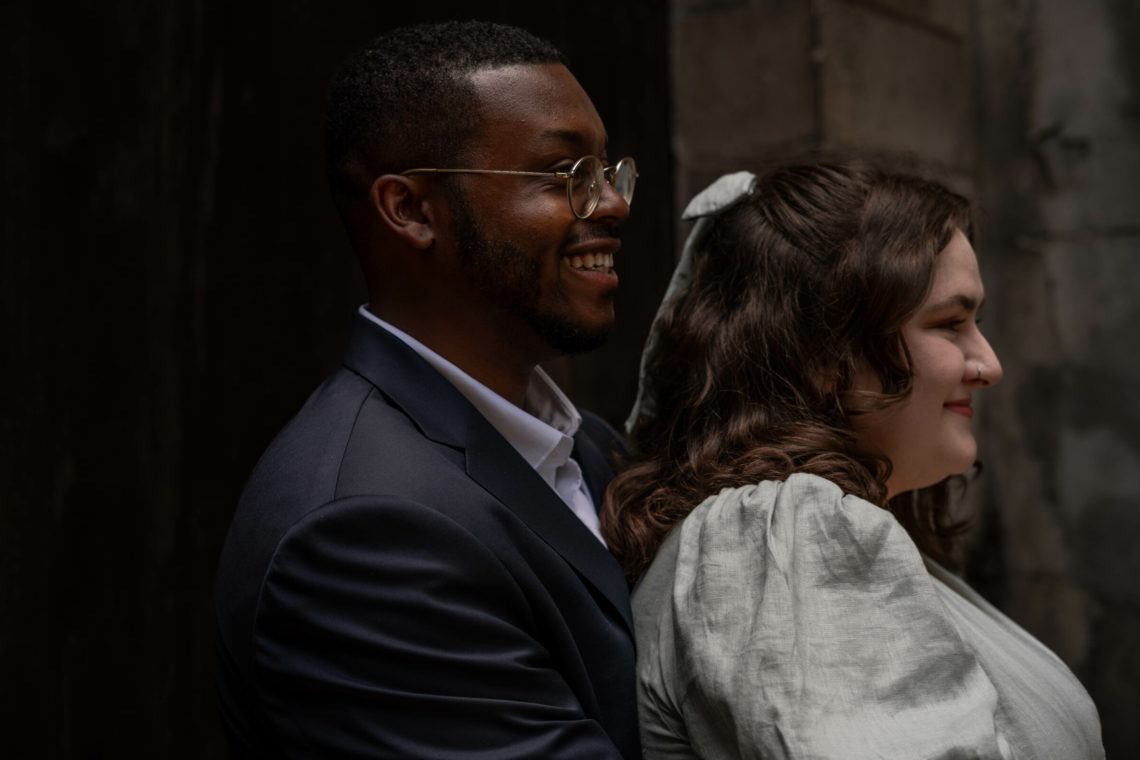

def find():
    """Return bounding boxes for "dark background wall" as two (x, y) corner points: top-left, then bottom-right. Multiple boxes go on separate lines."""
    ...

(2, 2), (672, 756)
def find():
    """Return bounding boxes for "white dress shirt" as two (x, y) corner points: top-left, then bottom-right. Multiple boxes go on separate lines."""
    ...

(358, 306), (605, 544)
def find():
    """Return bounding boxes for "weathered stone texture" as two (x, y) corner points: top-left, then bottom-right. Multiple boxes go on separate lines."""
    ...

(817, 0), (973, 169)
(1043, 237), (1140, 368)
(1030, 1), (1140, 232)
(672, 2), (816, 162)
(671, 0), (975, 226)
(975, 0), (1140, 753)
(857, 0), (968, 36)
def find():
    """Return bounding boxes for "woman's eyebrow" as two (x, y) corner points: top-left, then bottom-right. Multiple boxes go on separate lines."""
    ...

(925, 294), (982, 313)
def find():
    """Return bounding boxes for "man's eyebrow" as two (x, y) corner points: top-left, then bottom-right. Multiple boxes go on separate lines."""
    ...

(535, 128), (610, 150)
(925, 294), (982, 313)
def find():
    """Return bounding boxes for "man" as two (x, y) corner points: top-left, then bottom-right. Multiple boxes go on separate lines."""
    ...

(213, 21), (640, 759)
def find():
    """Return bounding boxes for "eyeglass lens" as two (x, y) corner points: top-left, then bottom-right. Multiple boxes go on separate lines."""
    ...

(569, 157), (602, 217)
(569, 157), (637, 218)
(612, 158), (636, 205)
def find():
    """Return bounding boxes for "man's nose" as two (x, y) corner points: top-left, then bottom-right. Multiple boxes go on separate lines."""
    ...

(588, 178), (632, 223)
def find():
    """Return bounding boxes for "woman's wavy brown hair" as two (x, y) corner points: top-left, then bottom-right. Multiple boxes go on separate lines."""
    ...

(602, 162), (975, 581)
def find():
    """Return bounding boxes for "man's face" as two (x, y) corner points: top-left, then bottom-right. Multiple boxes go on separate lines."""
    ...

(442, 63), (630, 358)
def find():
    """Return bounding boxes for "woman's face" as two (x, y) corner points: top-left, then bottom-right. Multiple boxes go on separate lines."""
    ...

(852, 229), (1002, 498)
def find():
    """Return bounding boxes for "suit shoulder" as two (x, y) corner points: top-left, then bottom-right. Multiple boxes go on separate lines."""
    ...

(577, 409), (631, 459)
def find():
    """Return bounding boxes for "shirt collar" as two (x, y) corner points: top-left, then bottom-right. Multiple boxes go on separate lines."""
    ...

(357, 306), (581, 475)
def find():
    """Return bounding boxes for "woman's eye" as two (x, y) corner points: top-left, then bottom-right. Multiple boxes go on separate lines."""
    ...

(937, 319), (966, 332)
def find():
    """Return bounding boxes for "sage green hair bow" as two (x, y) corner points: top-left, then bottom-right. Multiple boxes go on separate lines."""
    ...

(625, 171), (757, 432)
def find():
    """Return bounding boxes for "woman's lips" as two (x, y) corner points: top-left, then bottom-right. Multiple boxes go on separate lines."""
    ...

(945, 399), (974, 418)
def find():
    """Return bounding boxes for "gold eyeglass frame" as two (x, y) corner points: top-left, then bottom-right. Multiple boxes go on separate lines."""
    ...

(401, 155), (637, 219)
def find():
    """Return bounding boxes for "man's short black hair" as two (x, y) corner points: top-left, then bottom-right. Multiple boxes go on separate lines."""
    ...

(324, 20), (567, 199)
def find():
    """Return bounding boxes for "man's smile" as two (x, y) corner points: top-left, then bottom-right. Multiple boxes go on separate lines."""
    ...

(565, 251), (615, 273)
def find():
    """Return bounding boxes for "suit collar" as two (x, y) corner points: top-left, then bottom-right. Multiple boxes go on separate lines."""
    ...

(342, 313), (634, 634)
(356, 308), (584, 474)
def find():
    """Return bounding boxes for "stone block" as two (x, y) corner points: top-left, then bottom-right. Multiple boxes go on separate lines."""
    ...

(817, 0), (974, 169)
(672, 0), (751, 15)
(1066, 432), (1140, 604)
(1037, 236), (1140, 369)
(1029, 1), (1140, 232)
(855, 0), (970, 37)
(1086, 612), (1140, 757)
(673, 1), (817, 164)
(1003, 572), (1093, 671)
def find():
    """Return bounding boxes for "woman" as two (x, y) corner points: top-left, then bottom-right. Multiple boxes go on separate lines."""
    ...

(603, 164), (1103, 759)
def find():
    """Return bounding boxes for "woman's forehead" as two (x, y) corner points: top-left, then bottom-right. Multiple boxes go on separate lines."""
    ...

(923, 229), (983, 306)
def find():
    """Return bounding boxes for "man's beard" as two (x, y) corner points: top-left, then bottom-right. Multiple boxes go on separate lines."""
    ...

(449, 190), (612, 356)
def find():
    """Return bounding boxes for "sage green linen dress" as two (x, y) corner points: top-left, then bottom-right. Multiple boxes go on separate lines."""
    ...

(632, 473), (1104, 759)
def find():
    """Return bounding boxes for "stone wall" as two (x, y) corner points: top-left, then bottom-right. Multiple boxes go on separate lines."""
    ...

(975, 1), (1140, 754)
(673, 0), (974, 206)
(671, 0), (1139, 753)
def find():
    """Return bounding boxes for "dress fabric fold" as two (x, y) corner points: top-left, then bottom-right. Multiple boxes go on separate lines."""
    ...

(632, 473), (1104, 760)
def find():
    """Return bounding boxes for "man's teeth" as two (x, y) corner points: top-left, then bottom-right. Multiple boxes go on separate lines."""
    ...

(566, 252), (615, 271)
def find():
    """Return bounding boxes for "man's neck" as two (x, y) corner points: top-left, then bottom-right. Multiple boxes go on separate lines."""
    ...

(366, 303), (543, 407)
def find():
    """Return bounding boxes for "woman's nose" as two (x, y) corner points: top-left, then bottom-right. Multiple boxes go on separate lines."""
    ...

(970, 331), (1003, 387)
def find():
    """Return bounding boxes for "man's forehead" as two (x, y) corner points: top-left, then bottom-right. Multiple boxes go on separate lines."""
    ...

(465, 63), (607, 150)
(466, 62), (570, 91)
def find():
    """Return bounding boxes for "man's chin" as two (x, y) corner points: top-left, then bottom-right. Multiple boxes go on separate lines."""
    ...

(537, 319), (613, 356)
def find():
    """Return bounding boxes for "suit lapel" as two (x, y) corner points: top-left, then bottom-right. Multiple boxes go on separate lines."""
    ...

(342, 314), (634, 635)
(464, 429), (633, 634)
(572, 426), (613, 508)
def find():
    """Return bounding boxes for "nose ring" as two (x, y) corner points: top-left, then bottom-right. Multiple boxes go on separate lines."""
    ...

(975, 365), (989, 386)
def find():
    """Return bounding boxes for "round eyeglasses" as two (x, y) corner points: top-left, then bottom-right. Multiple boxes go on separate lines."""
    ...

(401, 156), (637, 220)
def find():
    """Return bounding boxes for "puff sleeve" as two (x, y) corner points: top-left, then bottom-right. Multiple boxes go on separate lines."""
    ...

(632, 473), (1010, 760)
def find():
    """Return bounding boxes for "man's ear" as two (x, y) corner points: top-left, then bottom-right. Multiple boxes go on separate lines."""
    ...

(370, 174), (438, 249)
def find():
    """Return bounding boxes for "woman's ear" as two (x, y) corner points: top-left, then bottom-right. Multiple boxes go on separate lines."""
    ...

(370, 174), (437, 249)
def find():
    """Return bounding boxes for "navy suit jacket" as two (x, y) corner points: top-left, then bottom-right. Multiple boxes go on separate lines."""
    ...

(213, 313), (640, 759)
